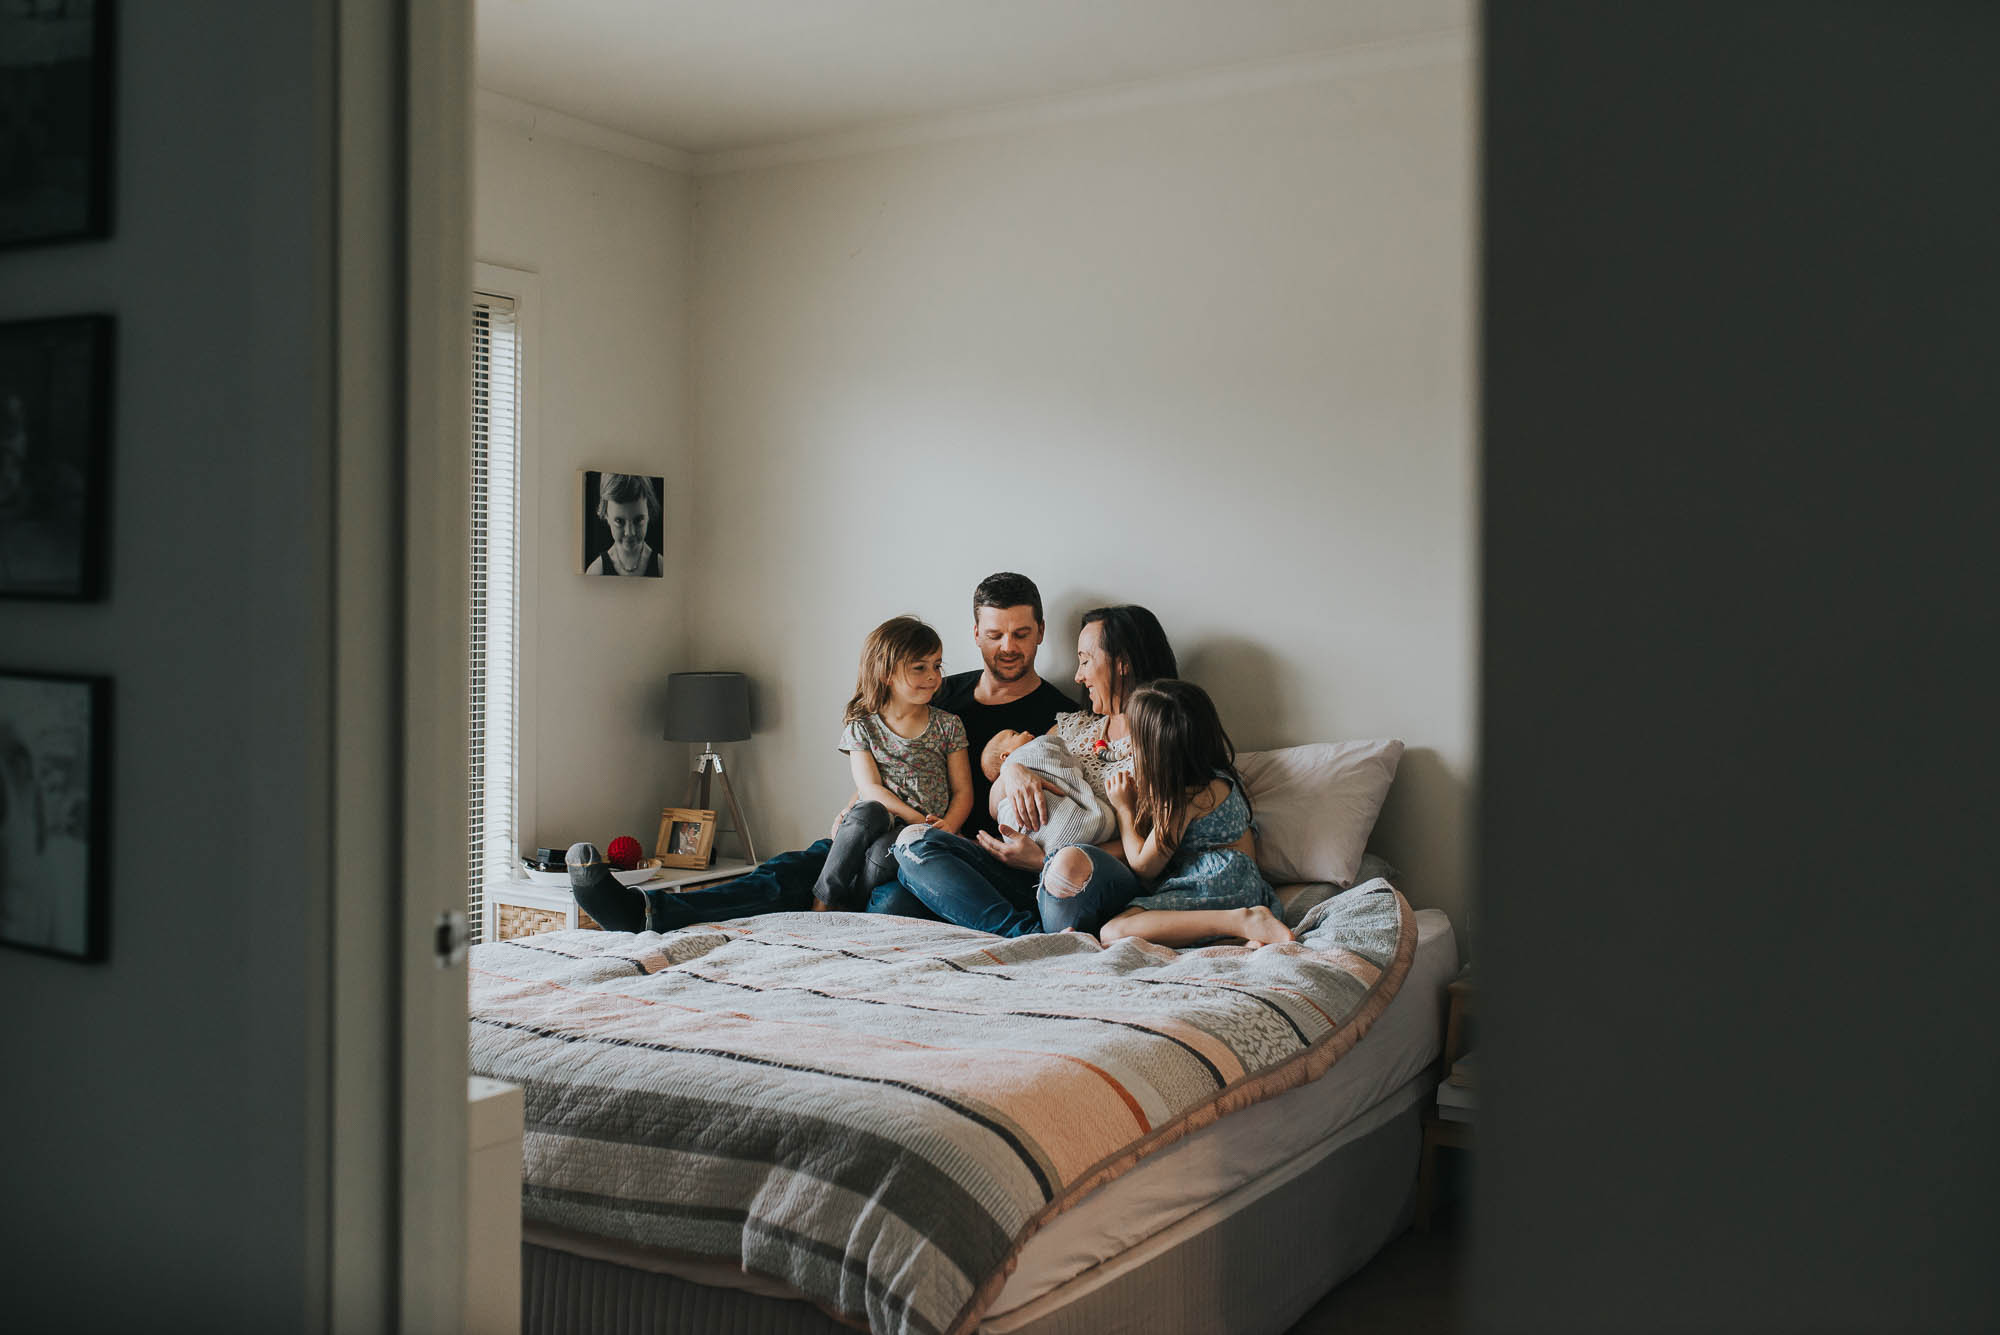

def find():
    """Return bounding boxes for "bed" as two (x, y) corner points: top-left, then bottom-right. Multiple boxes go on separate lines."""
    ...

(468, 871), (1456, 1335)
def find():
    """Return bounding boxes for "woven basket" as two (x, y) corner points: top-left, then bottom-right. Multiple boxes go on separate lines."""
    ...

(496, 902), (600, 941)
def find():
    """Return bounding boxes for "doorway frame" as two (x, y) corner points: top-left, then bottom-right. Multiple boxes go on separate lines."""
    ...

(321, 0), (473, 1328)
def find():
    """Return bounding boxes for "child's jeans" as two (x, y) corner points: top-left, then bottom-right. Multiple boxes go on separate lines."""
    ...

(812, 801), (904, 910)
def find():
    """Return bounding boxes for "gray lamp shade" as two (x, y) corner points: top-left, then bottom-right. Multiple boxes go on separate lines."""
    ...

(664, 672), (751, 743)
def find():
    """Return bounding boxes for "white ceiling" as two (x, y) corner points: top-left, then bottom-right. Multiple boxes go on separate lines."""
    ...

(475, 0), (1473, 155)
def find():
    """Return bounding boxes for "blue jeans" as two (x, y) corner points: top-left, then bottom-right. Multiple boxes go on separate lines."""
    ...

(637, 839), (829, 932)
(891, 828), (1041, 936)
(1036, 842), (1144, 934)
(893, 830), (1146, 936)
(866, 877), (940, 920)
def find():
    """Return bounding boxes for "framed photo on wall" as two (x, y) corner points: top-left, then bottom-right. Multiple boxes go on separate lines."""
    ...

(655, 807), (716, 870)
(0, 668), (110, 962)
(0, 315), (113, 600)
(0, 0), (116, 249)
(577, 469), (664, 577)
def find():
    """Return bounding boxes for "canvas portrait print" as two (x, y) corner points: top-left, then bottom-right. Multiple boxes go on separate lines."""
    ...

(577, 469), (664, 577)
(0, 315), (112, 600)
(0, 0), (115, 248)
(0, 670), (108, 961)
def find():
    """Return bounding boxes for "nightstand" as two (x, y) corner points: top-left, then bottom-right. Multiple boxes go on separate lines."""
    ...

(1417, 968), (1475, 1230)
(485, 859), (755, 941)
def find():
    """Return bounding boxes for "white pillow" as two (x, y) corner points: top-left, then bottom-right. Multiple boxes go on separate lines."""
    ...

(1236, 739), (1403, 887)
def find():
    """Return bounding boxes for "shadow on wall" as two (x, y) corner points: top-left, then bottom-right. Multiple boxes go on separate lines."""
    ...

(744, 673), (781, 736)
(1040, 590), (1120, 672)
(1370, 745), (1471, 945)
(1178, 635), (1291, 751)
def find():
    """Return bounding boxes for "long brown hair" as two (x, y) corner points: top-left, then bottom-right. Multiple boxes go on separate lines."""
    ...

(1124, 679), (1249, 858)
(1079, 605), (1177, 714)
(843, 616), (943, 724)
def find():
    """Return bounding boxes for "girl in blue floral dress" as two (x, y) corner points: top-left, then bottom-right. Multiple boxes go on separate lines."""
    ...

(1098, 679), (1293, 948)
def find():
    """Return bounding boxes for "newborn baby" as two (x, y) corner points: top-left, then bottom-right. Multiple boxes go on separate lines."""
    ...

(981, 729), (1116, 853)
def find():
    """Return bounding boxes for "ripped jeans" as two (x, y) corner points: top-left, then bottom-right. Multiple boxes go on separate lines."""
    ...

(891, 827), (1143, 936)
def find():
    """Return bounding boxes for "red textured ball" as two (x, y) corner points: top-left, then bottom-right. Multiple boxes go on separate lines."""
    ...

(606, 835), (643, 870)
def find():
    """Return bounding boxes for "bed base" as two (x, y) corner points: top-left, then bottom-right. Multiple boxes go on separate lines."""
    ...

(521, 1098), (1422, 1335)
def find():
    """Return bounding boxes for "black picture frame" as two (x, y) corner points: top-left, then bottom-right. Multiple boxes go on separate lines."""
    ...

(0, 0), (116, 249)
(0, 668), (110, 963)
(577, 468), (666, 578)
(0, 314), (114, 600)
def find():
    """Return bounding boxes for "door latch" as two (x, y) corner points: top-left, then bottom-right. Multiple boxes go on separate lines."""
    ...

(434, 910), (470, 968)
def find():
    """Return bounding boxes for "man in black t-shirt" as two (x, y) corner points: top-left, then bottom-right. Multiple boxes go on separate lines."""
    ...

(932, 577), (1076, 839)
(932, 670), (1073, 837)
(863, 573), (1074, 916)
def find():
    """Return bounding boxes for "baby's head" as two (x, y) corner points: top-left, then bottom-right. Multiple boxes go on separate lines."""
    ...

(980, 729), (1036, 781)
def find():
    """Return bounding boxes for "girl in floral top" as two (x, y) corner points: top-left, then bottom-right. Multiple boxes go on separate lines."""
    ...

(812, 616), (971, 909)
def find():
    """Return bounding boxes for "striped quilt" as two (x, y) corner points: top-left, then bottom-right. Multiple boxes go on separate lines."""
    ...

(467, 880), (1415, 1335)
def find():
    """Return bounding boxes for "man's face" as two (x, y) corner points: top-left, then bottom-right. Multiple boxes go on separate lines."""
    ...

(974, 604), (1043, 683)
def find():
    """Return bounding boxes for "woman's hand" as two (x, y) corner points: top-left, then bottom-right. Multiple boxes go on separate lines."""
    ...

(993, 766), (1053, 831)
(977, 825), (1046, 872)
(1105, 769), (1137, 816)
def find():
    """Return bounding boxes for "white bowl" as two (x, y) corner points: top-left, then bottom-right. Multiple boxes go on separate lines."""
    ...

(519, 865), (658, 888)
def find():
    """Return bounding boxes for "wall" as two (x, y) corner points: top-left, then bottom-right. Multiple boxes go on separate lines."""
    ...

(0, 4), (330, 1328)
(688, 38), (1477, 927)
(474, 111), (695, 850)
(1475, 3), (1998, 1330)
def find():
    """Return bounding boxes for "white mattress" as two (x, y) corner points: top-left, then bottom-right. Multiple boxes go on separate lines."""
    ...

(528, 907), (1458, 1320)
(987, 907), (1456, 1314)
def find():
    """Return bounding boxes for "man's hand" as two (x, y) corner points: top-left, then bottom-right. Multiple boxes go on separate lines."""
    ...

(977, 825), (1046, 872)
(993, 767), (1053, 831)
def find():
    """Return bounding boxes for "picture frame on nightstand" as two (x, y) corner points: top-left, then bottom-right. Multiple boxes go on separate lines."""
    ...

(655, 806), (717, 869)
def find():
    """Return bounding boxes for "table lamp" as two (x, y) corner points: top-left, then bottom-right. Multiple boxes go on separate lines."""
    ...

(664, 671), (757, 863)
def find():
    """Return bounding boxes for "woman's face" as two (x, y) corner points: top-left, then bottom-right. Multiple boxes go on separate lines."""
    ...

(1074, 621), (1120, 716)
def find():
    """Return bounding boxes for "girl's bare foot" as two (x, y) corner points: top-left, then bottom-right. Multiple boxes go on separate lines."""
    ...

(1233, 905), (1295, 947)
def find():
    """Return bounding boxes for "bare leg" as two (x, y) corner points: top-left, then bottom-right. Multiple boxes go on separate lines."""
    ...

(1100, 904), (1295, 948)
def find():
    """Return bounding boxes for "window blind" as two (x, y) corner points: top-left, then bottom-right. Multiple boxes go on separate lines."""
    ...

(469, 294), (521, 941)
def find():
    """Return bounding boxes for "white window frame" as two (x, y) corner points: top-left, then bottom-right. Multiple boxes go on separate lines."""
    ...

(472, 260), (541, 940)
